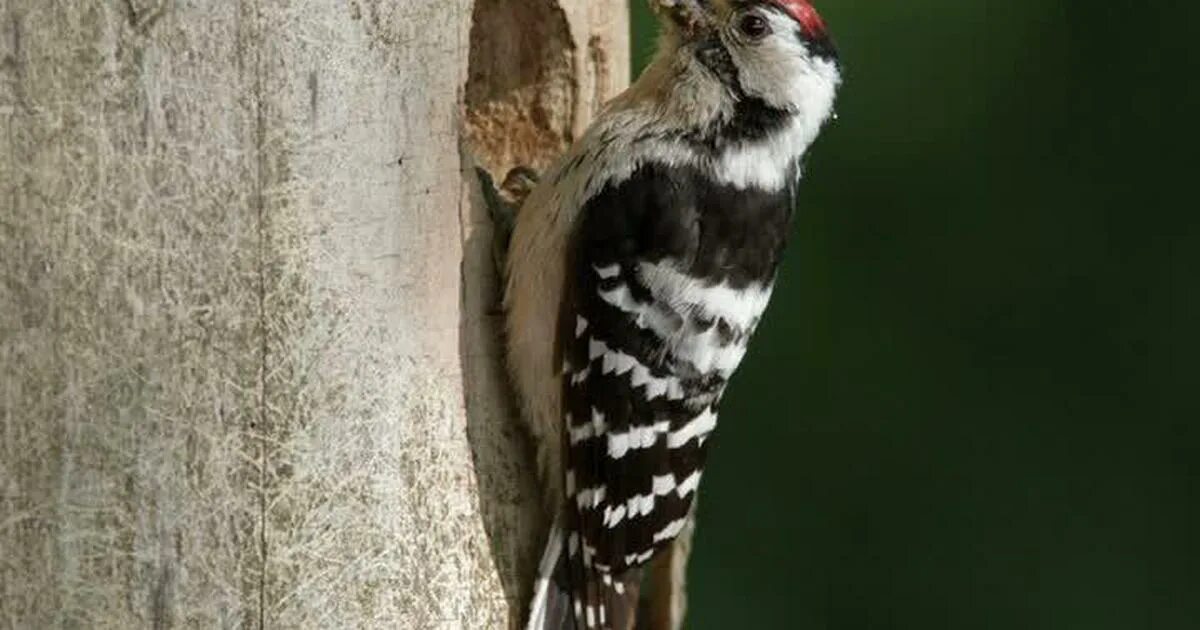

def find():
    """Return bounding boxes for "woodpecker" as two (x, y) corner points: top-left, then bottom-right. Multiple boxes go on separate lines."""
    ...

(503, 1), (841, 628)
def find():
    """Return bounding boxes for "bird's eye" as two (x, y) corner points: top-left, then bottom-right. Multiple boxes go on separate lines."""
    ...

(738, 14), (770, 40)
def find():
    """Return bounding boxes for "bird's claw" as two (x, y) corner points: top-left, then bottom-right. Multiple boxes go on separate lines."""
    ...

(476, 165), (540, 286)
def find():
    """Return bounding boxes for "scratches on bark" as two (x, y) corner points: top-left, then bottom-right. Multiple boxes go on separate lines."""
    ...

(4, 14), (30, 111)
(124, 0), (168, 34)
(249, 0), (269, 626)
(150, 559), (175, 630)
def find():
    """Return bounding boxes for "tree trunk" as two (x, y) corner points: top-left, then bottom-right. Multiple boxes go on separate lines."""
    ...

(0, 1), (627, 627)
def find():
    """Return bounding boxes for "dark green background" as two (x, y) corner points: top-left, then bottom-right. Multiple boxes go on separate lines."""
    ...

(629, 2), (1199, 628)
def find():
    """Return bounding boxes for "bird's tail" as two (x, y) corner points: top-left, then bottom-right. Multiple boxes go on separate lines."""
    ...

(526, 517), (570, 630)
(525, 516), (642, 630)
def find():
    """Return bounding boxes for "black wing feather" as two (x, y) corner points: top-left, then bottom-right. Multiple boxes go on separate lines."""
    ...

(555, 161), (792, 628)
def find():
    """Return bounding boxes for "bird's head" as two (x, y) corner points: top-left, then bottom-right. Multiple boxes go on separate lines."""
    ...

(712, 0), (840, 109)
(651, 0), (840, 120)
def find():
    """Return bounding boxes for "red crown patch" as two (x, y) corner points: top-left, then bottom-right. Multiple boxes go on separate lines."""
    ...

(771, 0), (827, 37)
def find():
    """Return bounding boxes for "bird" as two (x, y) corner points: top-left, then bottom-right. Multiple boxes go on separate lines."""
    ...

(501, 1), (842, 627)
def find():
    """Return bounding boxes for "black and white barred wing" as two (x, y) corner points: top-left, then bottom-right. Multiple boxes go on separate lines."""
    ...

(556, 165), (779, 627)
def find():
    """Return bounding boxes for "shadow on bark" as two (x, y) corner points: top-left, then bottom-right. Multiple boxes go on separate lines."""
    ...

(458, 0), (631, 626)
(458, 147), (546, 627)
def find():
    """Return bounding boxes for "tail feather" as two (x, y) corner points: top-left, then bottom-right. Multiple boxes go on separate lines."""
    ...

(526, 518), (642, 630)
(527, 517), (566, 630)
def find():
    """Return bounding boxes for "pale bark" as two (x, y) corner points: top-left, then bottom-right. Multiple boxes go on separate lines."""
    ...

(0, 1), (627, 628)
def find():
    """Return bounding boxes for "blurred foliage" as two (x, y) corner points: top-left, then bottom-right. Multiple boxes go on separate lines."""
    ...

(630, 1), (1200, 628)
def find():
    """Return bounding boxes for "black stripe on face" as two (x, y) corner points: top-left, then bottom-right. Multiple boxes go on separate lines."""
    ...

(693, 38), (797, 147)
(695, 36), (740, 90)
(729, 96), (796, 142)
(796, 28), (838, 62)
